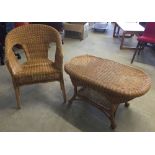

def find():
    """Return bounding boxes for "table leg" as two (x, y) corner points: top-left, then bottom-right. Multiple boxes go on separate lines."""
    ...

(125, 102), (130, 107)
(109, 104), (118, 129)
(113, 23), (121, 38)
(117, 27), (120, 36)
(113, 23), (117, 37)
(120, 32), (125, 49)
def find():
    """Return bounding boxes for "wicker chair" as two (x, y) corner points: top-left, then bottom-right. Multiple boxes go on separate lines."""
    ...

(5, 24), (66, 108)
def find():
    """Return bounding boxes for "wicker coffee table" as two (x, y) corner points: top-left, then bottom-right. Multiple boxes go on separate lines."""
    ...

(64, 55), (151, 129)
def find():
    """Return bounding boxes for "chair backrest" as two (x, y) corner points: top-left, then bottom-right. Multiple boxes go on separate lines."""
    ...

(5, 24), (62, 60)
(143, 22), (155, 37)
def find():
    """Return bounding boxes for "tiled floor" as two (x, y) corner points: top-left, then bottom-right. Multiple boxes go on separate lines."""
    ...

(0, 23), (155, 131)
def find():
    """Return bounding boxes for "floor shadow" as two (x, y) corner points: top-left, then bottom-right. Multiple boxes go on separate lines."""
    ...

(24, 85), (120, 132)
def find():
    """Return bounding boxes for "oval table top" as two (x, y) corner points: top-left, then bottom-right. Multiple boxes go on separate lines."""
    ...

(65, 55), (151, 98)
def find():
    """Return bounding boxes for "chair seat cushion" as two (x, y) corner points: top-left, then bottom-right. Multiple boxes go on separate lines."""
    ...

(138, 35), (155, 44)
(14, 59), (61, 85)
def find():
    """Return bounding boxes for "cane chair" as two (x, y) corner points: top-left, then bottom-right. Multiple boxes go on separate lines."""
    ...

(131, 22), (155, 63)
(5, 24), (66, 108)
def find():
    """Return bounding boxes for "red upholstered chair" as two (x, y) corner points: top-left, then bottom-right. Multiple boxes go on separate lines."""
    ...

(131, 22), (155, 63)
(15, 22), (29, 27)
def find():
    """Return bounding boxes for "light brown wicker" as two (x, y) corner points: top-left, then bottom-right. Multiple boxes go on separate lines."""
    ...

(64, 55), (151, 129)
(5, 24), (66, 109)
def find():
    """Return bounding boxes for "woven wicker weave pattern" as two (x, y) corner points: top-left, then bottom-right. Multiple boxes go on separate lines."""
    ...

(5, 24), (63, 66)
(5, 24), (66, 108)
(64, 55), (151, 129)
(65, 55), (151, 99)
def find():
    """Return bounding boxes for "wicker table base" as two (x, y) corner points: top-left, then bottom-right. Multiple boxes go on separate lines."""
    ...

(65, 55), (151, 129)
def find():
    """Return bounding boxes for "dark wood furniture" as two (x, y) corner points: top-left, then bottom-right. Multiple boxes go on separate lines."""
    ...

(113, 22), (144, 49)
(131, 22), (155, 63)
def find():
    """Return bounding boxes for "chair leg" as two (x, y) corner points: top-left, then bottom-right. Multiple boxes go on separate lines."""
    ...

(142, 42), (147, 51)
(60, 77), (67, 103)
(138, 42), (146, 55)
(131, 42), (141, 64)
(14, 85), (21, 109)
(137, 46), (142, 55)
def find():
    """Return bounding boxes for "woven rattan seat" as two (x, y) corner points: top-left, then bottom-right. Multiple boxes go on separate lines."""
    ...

(5, 24), (66, 108)
(65, 55), (151, 129)
(15, 59), (60, 85)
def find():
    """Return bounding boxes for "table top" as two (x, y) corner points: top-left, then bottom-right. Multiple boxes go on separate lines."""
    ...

(117, 22), (145, 32)
(65, 55), (151, 97)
